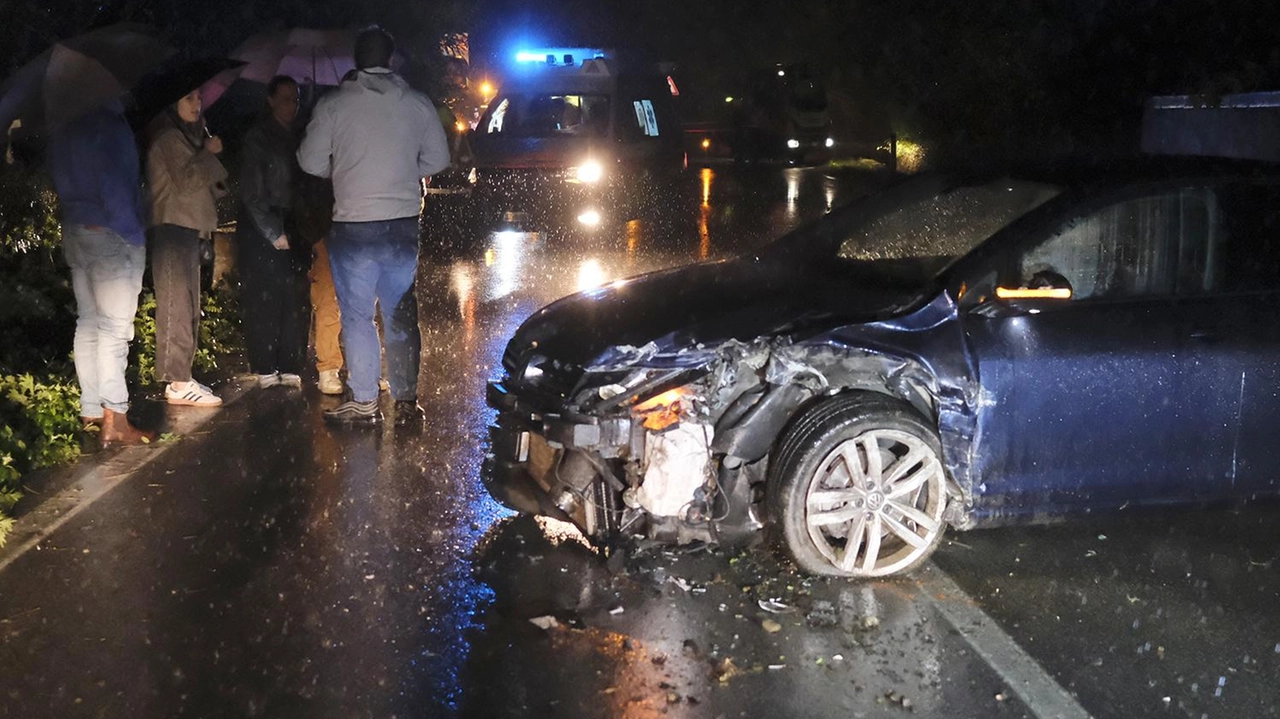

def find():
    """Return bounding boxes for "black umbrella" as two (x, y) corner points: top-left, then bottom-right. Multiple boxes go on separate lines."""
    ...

(0, 22), (174, 137)
(130, 56), (247, 129)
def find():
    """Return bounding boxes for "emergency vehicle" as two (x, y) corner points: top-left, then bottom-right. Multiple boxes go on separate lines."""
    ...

(467, 47), (685, 236)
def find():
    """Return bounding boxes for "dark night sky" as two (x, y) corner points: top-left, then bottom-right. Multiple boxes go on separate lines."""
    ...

(4, 0), (1280, 159)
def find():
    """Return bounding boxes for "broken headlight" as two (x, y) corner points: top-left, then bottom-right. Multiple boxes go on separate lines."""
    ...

(582, 367), (706, 413)
(520, 354), (549, 383)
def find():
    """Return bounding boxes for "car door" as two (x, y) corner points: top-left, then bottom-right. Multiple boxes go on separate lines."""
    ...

(961, 186), (1228, 515)
(1174, 181), (1280, 498)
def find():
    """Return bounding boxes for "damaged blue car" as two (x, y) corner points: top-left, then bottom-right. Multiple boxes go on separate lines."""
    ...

(485, 158), (1280, 578)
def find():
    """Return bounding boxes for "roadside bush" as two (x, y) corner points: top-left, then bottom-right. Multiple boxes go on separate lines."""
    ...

(130, 275), (245, 385)
(0, 166), (73, 376)
(0, 373), (81, 547)
(0, 163), (60, 253)
(0, 160), (247, 548)
(0, 163), (72, 547)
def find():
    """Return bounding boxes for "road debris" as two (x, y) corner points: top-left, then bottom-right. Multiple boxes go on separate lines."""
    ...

(529, 615), (561, 630)
(758, 598), (796, 614)
(714, 657), (743, 684)
(806, 600), (838, 627)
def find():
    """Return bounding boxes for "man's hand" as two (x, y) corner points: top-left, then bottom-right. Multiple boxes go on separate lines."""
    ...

(272, 234), (290, 250)
(206, 135), (224, 155)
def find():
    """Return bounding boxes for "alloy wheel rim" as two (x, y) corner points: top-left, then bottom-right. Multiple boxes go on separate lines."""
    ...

(804, 429), (945, 576)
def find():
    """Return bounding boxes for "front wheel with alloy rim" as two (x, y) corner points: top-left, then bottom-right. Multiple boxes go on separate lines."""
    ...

(769, 394), (950, 578)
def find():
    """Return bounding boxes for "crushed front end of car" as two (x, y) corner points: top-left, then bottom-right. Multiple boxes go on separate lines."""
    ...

(487, 335), (782, 546)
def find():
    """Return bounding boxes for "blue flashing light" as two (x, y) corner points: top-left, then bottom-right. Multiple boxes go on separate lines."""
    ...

(514, 47), (608, 66)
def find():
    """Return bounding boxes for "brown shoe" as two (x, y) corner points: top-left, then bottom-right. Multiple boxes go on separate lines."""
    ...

(101, 408), (158, 448)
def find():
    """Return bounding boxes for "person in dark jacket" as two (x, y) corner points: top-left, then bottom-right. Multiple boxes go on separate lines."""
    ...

(238, 75), (309, 388)
(48, 98), (156, 446)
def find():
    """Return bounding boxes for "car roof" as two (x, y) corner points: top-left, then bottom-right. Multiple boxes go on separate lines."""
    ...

(952, 154), (1280, 192)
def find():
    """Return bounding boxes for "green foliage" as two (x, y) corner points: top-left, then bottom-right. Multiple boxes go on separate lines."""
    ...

(0, 164), (71, 546)
(0, 373), (82, 471)
(0, 245), (76, 375)
(196, 275), (245, 376)
(0, 167), (74, 378)
(131, 290), (158, 386)
(131, 275), (246, 385)
(0, 164), (60, 254)
(0, 372), (81, 547)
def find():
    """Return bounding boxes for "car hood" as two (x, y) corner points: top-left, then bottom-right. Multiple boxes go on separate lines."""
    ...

(504, 256), (927, 371)
(473, 136), (597, 169)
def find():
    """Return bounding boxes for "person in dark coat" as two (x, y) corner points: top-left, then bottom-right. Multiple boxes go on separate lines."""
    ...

(238, 75), (310, 388)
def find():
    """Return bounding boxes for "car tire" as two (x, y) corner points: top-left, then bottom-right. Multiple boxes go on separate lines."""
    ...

(768, 392), (949, 578)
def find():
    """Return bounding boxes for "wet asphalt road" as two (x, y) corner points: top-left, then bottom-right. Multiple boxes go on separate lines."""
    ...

(1, 164), (1278, 718)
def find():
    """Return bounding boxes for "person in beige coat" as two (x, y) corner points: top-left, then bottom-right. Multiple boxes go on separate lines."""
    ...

(145, 88), (227, 406)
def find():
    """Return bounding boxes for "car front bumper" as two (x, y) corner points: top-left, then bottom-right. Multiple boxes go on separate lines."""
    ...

(484, 381), (634, 526)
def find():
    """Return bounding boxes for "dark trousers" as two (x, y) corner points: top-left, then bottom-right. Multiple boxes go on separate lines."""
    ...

(150, 224), (201, 384)
(239, 221), (309, 375)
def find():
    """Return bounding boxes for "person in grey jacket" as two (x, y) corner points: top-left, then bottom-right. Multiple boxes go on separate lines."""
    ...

(298, 27), (450, 426)
(238, 75), (309, 389)
(146, 87), (227, 407)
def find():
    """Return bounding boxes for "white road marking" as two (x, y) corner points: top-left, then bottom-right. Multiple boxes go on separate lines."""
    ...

(919, 562), (1093, 719)
(0, 379), (254, 575)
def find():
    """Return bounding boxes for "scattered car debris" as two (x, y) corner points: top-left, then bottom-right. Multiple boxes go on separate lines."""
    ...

(714, 657), (743, 684)
(529, 615), (561, 630)
(758, 598), (797, 614)
(806, 600), (839, 627)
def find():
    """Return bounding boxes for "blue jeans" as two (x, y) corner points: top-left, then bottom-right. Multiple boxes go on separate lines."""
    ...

(61, 225), (146, 416)
(328, 218), (421, 402)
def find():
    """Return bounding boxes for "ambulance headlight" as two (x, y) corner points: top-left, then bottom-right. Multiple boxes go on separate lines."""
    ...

(571, 160), (604, 184)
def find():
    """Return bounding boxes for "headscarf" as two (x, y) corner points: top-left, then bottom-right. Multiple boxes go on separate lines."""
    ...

(162, 105), (207, 150)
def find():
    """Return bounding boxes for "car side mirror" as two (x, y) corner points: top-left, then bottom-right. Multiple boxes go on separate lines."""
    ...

(971, 272), (1073, 318)
(994, 286), (1072, 301)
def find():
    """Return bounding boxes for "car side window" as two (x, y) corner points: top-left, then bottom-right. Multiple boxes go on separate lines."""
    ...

(1203, 183), (1280, 293)
(1015, 189), (1213, 301)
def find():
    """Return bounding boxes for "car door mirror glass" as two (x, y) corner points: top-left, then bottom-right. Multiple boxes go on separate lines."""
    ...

(996, 286), (1072, 300)
(996, 269), (1074, 300)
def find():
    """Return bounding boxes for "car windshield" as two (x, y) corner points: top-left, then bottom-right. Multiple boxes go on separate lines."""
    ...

(482, 93), (612, 138)
(762, 173), (1063, 282)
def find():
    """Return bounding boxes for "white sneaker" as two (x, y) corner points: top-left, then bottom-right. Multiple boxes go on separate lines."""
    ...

(318, 369), (343, 395)
(257, 372), (281, 388)
(166, 381), (223, 407)
(279, 373), (303, 388)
